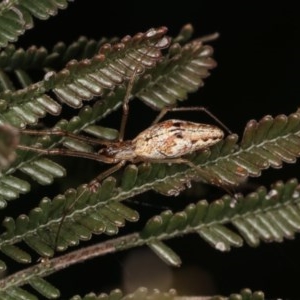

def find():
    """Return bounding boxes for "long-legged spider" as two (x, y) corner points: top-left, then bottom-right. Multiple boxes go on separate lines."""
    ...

(16, 31), (230, 191)
(18, 103), (230, 251)
(14, 37), (232, 249)
(17, 105), (231, 189)
(17, 105), (231, 190)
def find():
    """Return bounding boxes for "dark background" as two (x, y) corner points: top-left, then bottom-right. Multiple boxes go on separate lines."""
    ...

(15, 1), (300, 299)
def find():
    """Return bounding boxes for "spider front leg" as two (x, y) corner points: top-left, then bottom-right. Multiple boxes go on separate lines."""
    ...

(152, 106), (232, 134)
(19, 128), (112, 146)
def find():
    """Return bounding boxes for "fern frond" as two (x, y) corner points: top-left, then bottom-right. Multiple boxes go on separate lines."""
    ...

(0, 37), (110, 72)
(141, 179), (300, 261)
(0, 68), (62, 129)
(40, 27), (169, 108)
(0, 25), (217, 129)
(0, 27), (170, 129)
(0, 174), (280, 296)
(0, 177), (139, 263)
(0, 4), (29, 48)
(0, 272), (60, 299)
(0, 174), (30, 208)
(19, 157), (66, 185)
(0, 24), (196, 77)
(0, 0), (71, 48)
(136, 33), (217, 109)
(0, 124), (66, 206)
(0, 35), (136, 72)
(1, 167), (299, 269)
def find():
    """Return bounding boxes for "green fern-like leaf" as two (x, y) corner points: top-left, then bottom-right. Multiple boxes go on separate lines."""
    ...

(0, 26), (216, 129)
(0, 27), (170, 128)
(0, 177), (140, 263)
(0, 0), (71, 48)
(0, 175), (299, 285)
(0, 35), (122, 72)
(136, 36), (216, 109)
(141, 178), (300, 258)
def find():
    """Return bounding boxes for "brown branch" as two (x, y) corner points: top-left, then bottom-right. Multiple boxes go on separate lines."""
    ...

(0, 233), (141, 290)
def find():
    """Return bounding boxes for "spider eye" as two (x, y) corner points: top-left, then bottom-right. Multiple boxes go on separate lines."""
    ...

(172, 122), (182, 127)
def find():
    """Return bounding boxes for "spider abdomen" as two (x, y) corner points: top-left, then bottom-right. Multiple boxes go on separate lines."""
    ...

(133, 119), (224, 159)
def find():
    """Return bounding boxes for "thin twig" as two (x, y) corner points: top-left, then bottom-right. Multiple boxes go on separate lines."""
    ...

(0, 233), (141, 290)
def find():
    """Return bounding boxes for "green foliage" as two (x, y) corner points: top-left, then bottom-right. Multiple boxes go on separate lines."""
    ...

(0, 0), (71, 48)
(0, 3), (297, 300)
(141, 179), (300, 256)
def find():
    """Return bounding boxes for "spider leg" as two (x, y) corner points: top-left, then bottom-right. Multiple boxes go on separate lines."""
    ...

(20, 128), (112, 146)
(151, 106), (232, 134)
(53, 160), (126, 250)
(17, 144), (116, 163)
(119, 40), (162, 141)
(118, 69), (138, 142)
(88, 160), (126, 192)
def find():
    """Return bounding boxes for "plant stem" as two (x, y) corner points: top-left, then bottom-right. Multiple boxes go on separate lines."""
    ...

(0, 233), (141, 290)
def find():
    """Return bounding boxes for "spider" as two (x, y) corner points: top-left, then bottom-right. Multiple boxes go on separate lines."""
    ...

(16, 95), (231, 252)
(17, 106), (230, 191)
(14, 36), (232, 250)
